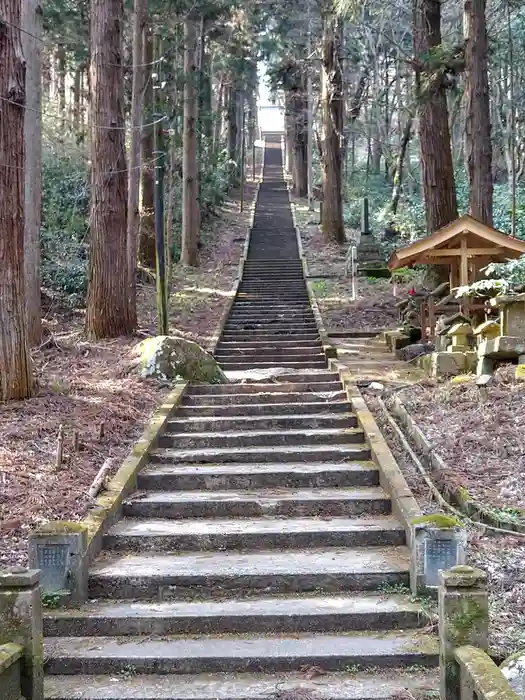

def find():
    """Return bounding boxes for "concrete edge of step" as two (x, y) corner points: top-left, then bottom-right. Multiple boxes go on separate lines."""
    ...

(331, 359), (424, 596)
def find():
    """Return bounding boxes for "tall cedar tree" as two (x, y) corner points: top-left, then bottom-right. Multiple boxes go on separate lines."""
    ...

(139, 28), (156, 268)
(181, 18), (200, 266)
(464, 0), (492, 225)
(86, 0), (134, 338)
(22, 0), (42, 346)
(321, 13), (345, 243)
(0, 0), (33, 399)
(413, 0), (458, 233)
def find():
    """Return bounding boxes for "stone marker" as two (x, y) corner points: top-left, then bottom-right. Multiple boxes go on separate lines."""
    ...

(446, 322), (473, 353)
(439, 566), (489, 700)
(28, 522), (88, 602)
(411, 517), (466, 594)
(0, 568), (44, 700)
(361, 197), (370, 235)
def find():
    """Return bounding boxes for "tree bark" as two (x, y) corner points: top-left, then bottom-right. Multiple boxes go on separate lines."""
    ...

(180, 17), (199, 267)
(126, 0), (145, 329)
(226, 83), (238, 185)
(291, 84), (308, 197)
(413, 0), (458, 234)
(22, 0), (42, 346)
(0, 0), (33, 399)
(139, 27), (155, 268)
(464, 0), (492, 225)
(57, 44), (66, 127)
(86, 0), (132, 339)
(321, 13), (345, 243)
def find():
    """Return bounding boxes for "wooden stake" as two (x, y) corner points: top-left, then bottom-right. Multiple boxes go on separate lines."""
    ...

(98, 422), (105, 440)
(73, 430), (80, 452)
(88, 458), (113, 499)
(55, 425), (65, 470)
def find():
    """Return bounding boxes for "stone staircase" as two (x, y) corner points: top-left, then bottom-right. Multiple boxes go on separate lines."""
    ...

(43, 134), (437, 699)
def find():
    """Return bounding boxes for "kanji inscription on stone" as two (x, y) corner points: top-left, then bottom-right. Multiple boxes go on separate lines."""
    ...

(36, 543), (70, 592)
(424, 537), (459, 587)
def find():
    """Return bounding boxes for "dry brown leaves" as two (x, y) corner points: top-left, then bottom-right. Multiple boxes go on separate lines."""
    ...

(0, 184), (256, 568)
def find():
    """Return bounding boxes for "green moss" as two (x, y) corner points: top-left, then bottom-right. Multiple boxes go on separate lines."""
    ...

(35, 521), (87, 535)
(411, 513), (463, 529)
(446, 599), (487, 646)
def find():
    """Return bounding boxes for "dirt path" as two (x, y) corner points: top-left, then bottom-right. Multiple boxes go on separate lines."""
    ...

(0, 182), (257, 568)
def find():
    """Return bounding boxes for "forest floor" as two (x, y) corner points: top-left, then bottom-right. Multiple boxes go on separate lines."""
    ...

(0, 180), (258, 568)
(292, 198), (411, 332)
(293, 195), (525, 657)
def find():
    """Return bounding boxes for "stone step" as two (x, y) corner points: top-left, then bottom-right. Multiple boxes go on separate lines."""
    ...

(104, 515), (401, 552)
(44, 593), (423, 637)
(44, 669), (439, 700)
(165, 412), (357, 432)
(44, 630), (438, 675)
(148, 444), (371, 465)
(187, 380), (341, 396)
(124, 486), (388, 518)
(217, 340), (321, 349)
(224, 323), (318, 332)
(235, 295), (310, 301)
(137, 460), (377, 491)
(219, 361), (328, 371)
(158, 427), (365, 450)
(220, 332), (320, 341)
(89, 546), (410, 599)
(182, 390), (346, 406)
(226, 316), (316, 324)
(232, 301), (311, 307)
(216, 353), (326, 365)
(178, 399), (349, 415)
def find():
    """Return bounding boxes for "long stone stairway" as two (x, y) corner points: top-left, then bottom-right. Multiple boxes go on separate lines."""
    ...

(44, 135), (437, 700)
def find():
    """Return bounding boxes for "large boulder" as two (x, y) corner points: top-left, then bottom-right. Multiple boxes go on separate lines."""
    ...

(136, 336), (228, 384)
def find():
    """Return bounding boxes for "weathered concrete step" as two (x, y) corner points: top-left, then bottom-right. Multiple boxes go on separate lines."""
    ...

(217, 346), (325, 357)
(235, 295), (310, 301)
(217, 340), (321, 349)
(165, 412), (357, 432)
(137, 461), (378, 491)
(158, 427), (365, 450)
(232, 301), (311, 307)
(180, 397), (348, 412)
(226, 316), (316, 324)
(187, 381), (341, 396)
(220, 332), (320, 341)
(104, 516), (401, 552)
(44, 630), (438, 675)
(88, 546), (409, 599)
(224, 323), (317, 332)
(44, 669), (439, 700)
(44, 594), (422, 637)
(149, 444), (371, 465)
(124, 486), (388, 518)
(219, 361), (328, 371)
(228, 310), (315, 317)
(217, 354), (326, 366)
(182, 390), (346, 406)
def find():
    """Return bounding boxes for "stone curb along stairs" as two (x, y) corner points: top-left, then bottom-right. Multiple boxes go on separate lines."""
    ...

(43, 134), (438, 700)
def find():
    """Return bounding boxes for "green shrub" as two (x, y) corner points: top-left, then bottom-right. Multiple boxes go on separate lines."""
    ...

(41, 148), (89, 306)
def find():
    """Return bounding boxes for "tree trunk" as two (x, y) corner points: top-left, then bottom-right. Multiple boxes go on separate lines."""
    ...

(292, 84), (308, 197)
(321, 13), (345, 243)
(21, 0), (42, 346)
(391, 114), (414, 215)
(126, 0), (146, 329)
(464, 0), (492, 225)
(213, 74), (224, 156)
(180, 17), (199, 267)
(413, 0), (458, 235)
(139, 27), (155, 268)
(0, 0), (33, 399)
(57, 44), (66, 127)
(86, 0), (132, 339)
(226, 83), (238, 185)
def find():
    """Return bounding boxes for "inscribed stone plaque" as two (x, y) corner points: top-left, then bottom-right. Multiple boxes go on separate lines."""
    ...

(424, 536), (459, 587)
(35, 543), (70, 592)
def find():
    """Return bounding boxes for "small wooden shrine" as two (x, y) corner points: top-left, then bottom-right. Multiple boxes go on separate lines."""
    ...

(387, 214), (525, 289)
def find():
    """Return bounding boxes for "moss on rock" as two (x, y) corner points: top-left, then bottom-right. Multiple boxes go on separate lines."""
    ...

(136, 336), (228, 384)
(411, 513), (463, 529)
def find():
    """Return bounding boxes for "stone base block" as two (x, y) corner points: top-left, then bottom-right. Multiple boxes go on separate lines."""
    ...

(479, 335), (525, 360)
(419, 351), (467, 377)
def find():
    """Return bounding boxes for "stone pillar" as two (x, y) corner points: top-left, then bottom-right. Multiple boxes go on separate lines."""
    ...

(0, 568), (44, 700)
(361, 197), (370, 235)
(439, 566), (489, 700)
